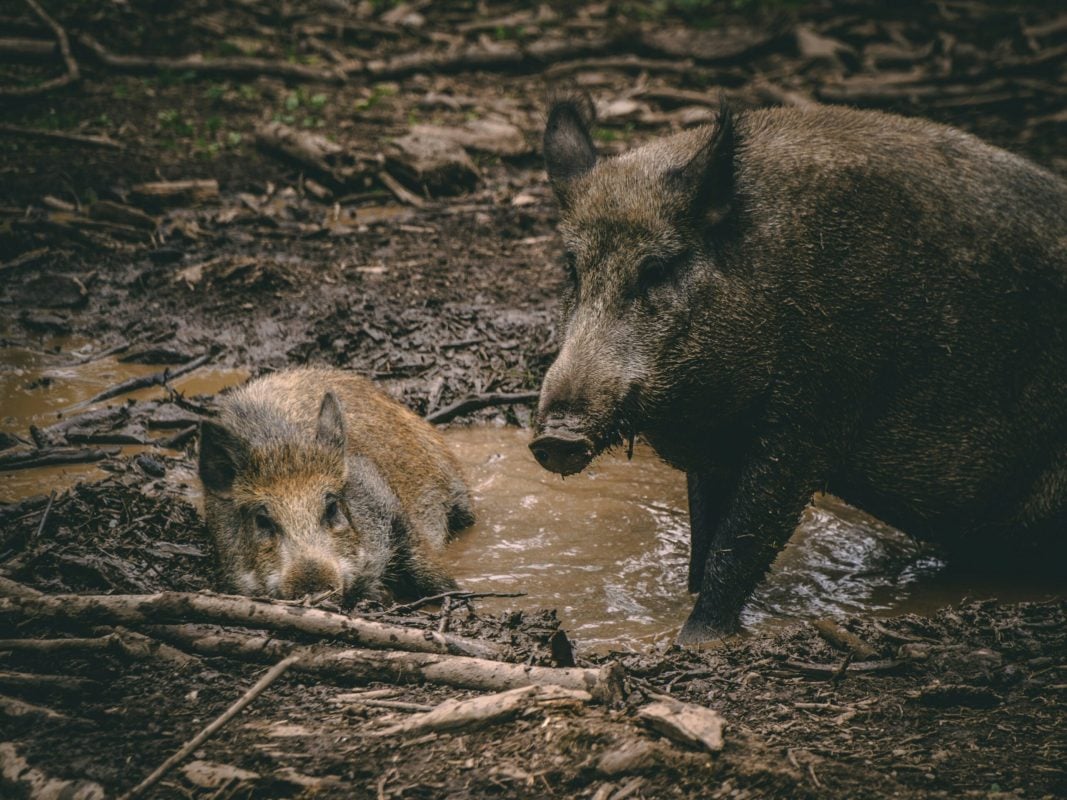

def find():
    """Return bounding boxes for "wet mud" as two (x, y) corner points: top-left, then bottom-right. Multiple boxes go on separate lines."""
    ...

(1, 0), (1065, 797)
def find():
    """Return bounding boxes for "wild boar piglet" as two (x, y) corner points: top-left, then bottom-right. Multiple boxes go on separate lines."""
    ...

(199, 368), (473, 601)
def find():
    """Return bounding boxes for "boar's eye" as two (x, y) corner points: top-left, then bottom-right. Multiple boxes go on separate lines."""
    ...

(323, 496), (344, 527)
(563, 251), (579, 285)
(254, 511), (277, 537)
(635, 254), (684, 296)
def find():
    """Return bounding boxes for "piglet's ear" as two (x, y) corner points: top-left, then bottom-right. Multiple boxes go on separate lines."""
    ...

(544, 99), (597, 203)
(316, 392), (347, 455)
(668, 104), (736, 227)
(199, 421), (249, 495)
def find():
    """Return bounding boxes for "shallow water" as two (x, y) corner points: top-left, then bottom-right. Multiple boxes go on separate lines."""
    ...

(0, 340), (247, 502)
(443, 426), (1063, 651)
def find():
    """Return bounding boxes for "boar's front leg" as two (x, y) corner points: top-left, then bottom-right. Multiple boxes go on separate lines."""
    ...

(686, 472), (734, 594)
(678, 433), (825, 644)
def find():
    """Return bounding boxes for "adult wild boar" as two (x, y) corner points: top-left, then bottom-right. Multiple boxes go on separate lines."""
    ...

(199, 368), (473, 602)
(529, 101), (1067, 643)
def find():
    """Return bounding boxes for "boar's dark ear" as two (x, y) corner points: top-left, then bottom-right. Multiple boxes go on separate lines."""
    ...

(316, 392), (347, 454)
(544, 99), (596, 202)
(668, 104), (735, 227)
(199, 421), (249, 495)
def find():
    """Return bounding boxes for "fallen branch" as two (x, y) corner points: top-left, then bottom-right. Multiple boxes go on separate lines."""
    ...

(130, 179), (219, 207)
(375, 684), (591, 736)
(377, 169), (427, 208)
(425, 391), (540, 424)
(0, 629), (198, 667)
(0, 742), (105, 800)
(0, 123), (122, 149)
(0, 0), (79, 98)
(0, 446), (118, 472)
(780, 659), (905, 679)
(120, 655), (300, 800)
(0, 693), (70, 721)
(78, 33), (350, 83)
(0, 36), (56, 62)
(545, 55), (698, 78)
(79, 351), (214, 407)
(382, 589), (527, 615)
(366, 33), (632, 80)
(0, 669), (97, 694)
(0, 590), (507, 659)
(812, 618), (879, 661)
(146, 624), (625, 703)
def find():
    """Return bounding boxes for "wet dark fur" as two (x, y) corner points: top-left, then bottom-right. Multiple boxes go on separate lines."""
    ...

(535, 101), (1067, 642)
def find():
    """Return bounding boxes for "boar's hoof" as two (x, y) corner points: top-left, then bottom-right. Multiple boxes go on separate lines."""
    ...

(529, 432), (595, 476)
(677, 610), (740, 647)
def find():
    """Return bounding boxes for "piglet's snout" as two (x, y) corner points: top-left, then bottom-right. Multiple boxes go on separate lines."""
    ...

(281, 556), (342, 599)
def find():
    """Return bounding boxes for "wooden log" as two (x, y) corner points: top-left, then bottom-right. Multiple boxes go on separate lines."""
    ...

(0, 693), (70, 721)
(0, 742), (105, 800)
(146, 623), (625, 703)
(129, 179), (219, 207)
(375, 684), (591, 736)
(0, 37), (56, 62)
(0, 670), (97, 694)
(0, 590), (506, 659)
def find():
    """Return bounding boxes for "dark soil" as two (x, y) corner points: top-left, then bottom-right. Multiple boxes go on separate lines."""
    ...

(1, 1), (1065, 798)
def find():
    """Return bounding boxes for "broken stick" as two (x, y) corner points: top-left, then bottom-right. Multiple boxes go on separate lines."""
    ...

(0, 589), (506, 659)
(425, 391), (540, 424)
(0, 0), (79, 98)
(375, 684), (591, 737)
(146, 624), (625, 703)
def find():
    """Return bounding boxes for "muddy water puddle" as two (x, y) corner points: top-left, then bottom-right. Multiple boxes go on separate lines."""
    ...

(0, 340), (247, 502)
(444, 426), (1064, 650)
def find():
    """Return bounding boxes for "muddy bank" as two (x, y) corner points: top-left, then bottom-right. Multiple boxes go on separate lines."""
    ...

(1, 0), (1066, 797)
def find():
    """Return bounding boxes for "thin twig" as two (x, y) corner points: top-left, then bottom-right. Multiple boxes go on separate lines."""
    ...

(382, 590), (527, 615)
(377, 170), (426, 208)
(27, 489), (56, 550)
(0, 0), (79, 98)
(77, 33), (350, 83)
(425, 392), (539, 424)
(120, 654), (300, 800)
(0, 123), (123, 148)
(76, 351), (214, 409)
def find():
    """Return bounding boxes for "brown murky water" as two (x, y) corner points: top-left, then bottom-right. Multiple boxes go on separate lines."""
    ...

(443, 426), (1064, 650)
(2, 352), (1061, 650)
(0, 340), (247, 503)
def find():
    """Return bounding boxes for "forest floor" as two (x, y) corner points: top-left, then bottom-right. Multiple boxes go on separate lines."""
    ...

(1, 1), (1065, 798)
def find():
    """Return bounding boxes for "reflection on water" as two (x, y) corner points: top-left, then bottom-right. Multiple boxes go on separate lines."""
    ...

(444, 426), (1062, 651)
(0, 340), (247, 502)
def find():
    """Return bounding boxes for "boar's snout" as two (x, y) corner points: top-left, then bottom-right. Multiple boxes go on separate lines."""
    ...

(281, 557), (342, 599)
(530, 414), (595, 476)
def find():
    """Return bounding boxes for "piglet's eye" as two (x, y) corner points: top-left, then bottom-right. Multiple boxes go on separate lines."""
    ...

(324, 497), (343, 526)
(254, 512), (277, 537)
